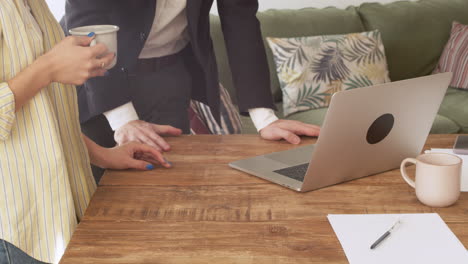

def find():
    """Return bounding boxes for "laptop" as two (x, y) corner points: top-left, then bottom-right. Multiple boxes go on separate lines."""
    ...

(229, 73), (453, 192)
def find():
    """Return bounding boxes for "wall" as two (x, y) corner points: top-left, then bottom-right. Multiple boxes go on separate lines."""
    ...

(45, 0), (65, 20)
(46, 0), (416, 21)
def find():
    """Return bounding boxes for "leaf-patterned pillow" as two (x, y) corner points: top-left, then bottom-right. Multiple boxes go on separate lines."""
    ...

(267, 30), (391, 116)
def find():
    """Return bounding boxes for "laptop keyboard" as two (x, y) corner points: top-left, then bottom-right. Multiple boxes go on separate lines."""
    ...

(273, 163), (309, 182)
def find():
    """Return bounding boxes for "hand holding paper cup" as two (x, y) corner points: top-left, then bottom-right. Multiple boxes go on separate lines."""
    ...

(400, 153), (462, 207)
(69, 25), (119, 69)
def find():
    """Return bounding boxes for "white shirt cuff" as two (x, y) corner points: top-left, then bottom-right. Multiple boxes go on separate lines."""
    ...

(248, 108), (278, 132)
(103, 102), (139, 131)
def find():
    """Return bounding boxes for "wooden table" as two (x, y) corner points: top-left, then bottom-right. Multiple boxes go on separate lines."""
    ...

(60, 134), (468, 264)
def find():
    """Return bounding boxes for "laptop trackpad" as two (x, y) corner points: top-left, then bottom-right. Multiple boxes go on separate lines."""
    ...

(264, 144), (315, 166)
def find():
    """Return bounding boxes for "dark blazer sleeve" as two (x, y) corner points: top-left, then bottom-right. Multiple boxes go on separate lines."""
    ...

(64, 0), (132, 123)
(217, 0), (276, 114)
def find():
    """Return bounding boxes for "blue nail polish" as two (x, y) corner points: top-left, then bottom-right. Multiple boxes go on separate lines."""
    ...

(87, 32), (95, 37)
(146, 164), (154, 170)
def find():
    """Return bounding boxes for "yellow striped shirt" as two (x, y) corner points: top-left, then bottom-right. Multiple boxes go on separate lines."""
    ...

(0, 0), (97, 263)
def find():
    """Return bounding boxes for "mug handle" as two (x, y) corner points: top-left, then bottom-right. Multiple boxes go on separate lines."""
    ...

(90, 39), (97, 47)
(400, 158), (418, 188)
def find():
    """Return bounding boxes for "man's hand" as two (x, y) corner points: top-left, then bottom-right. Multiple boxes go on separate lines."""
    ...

(114, 120), (182, 151)
(259, 119), (320, 144)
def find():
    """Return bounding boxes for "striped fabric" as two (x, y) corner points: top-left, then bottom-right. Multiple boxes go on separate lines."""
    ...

(433, 22), (468, 89)
(188, 106), (211, 134)
(0, 1), (96, 263)
(190, 84), (242, 135)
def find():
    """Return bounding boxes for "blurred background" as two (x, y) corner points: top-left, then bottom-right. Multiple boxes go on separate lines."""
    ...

(45, 0), (414, 20)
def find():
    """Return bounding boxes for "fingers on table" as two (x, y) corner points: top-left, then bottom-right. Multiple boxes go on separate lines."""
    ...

(280, 121), (320, 137)
(126, 158), (153, 171)
(131, 142), (171, 168)
(146, 128), (171, 151)
(137, 153), (171, 169)
(153, 124), (182, 136)
(135, 133), (163, 152)
(277, 128), (301, 145)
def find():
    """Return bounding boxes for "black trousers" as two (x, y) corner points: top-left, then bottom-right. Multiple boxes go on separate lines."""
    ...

(82, 49), (193, 183)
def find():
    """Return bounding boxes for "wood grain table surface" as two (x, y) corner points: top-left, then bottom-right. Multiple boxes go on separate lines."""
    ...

(60, 134), (468, 264)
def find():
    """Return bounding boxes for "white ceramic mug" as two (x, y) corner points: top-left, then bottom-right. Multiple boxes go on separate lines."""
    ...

(69, 25), (119, 69)
(400, 153), (462, 207)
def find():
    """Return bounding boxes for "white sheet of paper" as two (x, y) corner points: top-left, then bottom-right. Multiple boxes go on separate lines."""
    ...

(424, 148), (468, 192)
(328, 213), (468, 264)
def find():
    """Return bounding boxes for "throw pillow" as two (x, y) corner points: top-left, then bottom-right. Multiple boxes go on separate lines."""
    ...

(190, 83), (242, 135)
(267, 30), (391, 116)
(433, 22), (468, 90)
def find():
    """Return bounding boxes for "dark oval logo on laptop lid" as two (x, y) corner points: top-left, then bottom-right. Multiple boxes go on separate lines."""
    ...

(367, 113), (394, 144)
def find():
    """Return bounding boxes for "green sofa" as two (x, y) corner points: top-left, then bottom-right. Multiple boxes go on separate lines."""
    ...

(209, 0), (468, 134)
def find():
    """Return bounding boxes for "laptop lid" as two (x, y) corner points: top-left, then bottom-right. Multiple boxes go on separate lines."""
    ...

(300, 73), (452, 191)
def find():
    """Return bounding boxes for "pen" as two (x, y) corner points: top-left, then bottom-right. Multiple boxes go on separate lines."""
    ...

(370, 219), (401, 250)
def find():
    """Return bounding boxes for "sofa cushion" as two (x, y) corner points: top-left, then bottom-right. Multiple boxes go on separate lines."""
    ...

(267, 30), (390, 116)
(358, 0), (468, 82)
(240, 103), (460, 134)
(439, 87), (468, 133)
(430, 115), (460, 134)
(210, 7), (365, 104)
(433, 22), (468, 90)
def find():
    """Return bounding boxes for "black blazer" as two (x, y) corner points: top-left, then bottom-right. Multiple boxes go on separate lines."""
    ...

(63, 0), (275, 123)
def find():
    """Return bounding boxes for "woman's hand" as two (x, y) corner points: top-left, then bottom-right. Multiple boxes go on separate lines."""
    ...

(42, 35), (115, 85)
(93, 141), (172, 171)
(7, 35), (115, 110)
